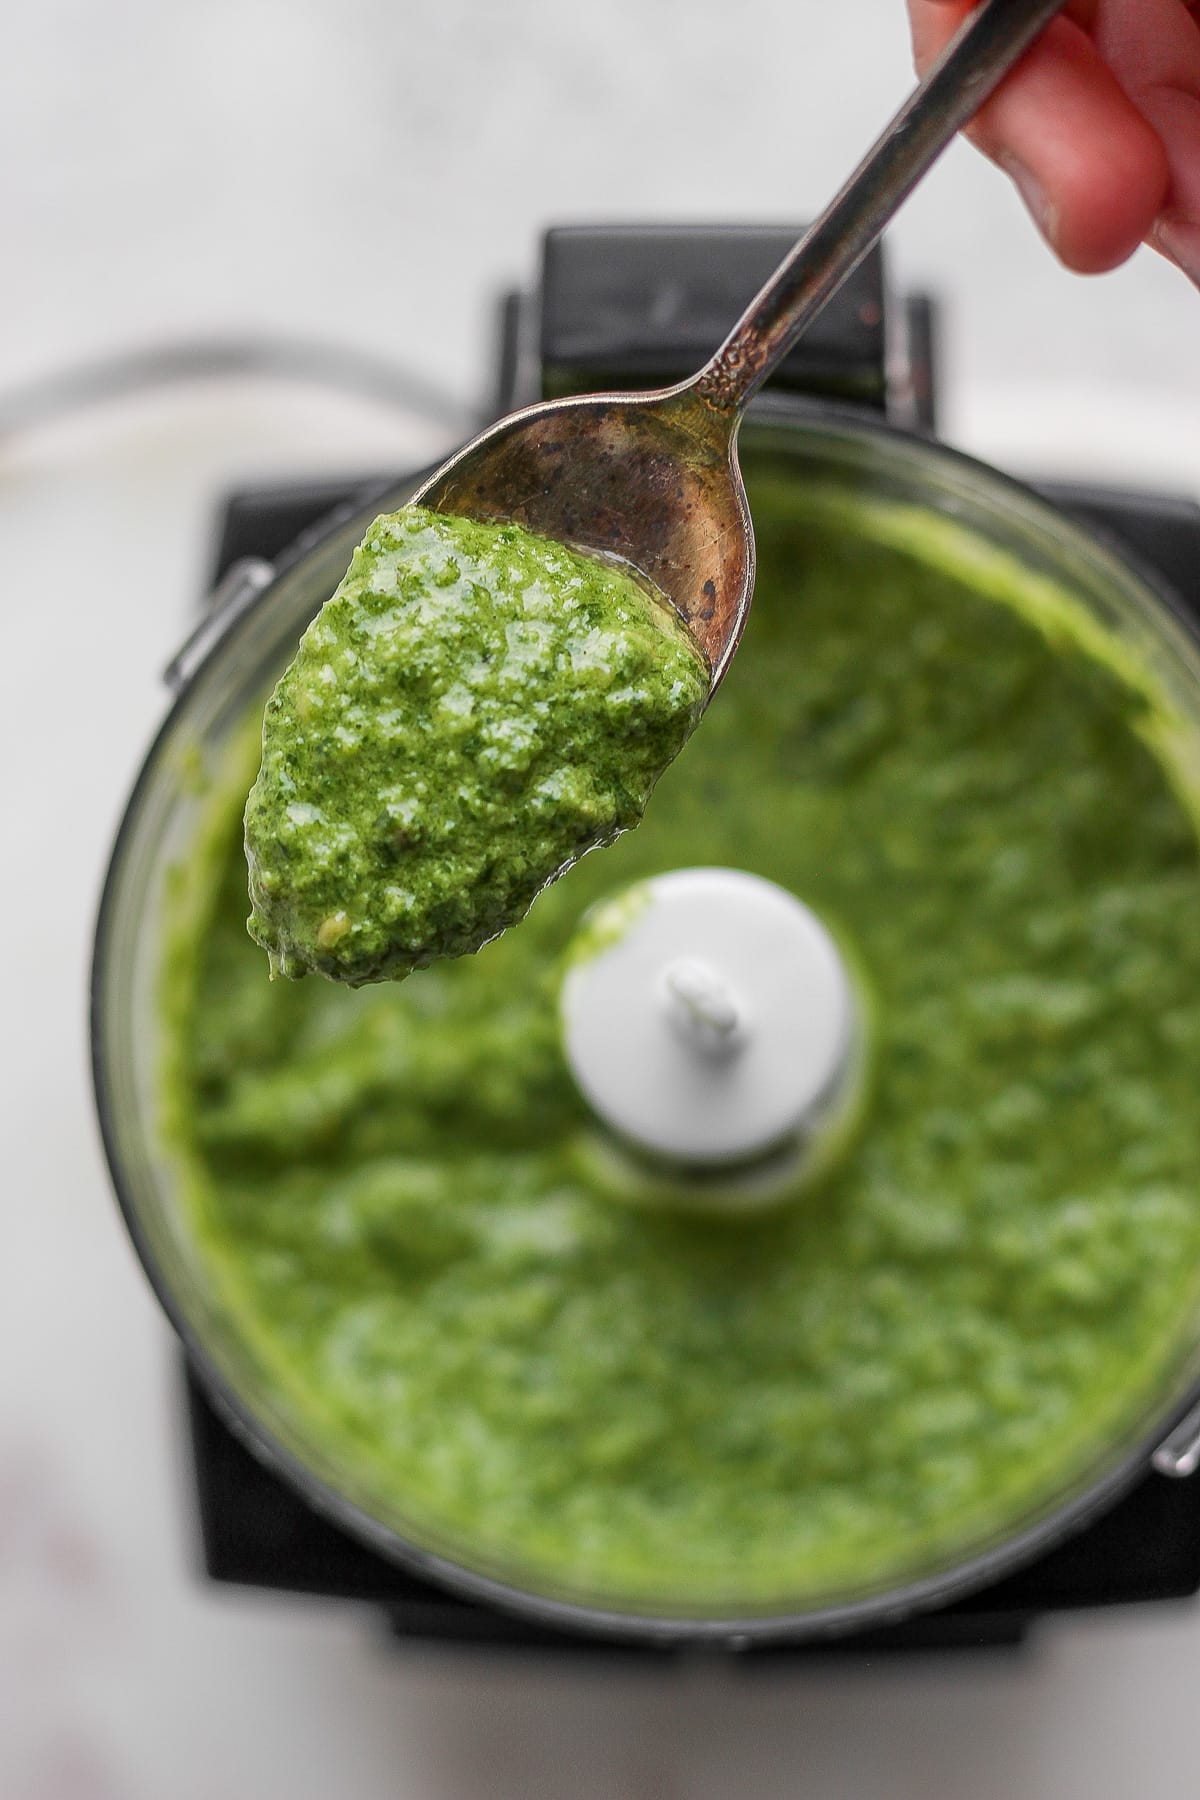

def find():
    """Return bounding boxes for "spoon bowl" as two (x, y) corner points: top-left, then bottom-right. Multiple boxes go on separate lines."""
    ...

(414, 385), (753, 685)
(415, 0), (1064, 687)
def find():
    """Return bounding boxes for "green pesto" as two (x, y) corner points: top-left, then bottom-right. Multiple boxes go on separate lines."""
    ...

(161, 468), (1200, 1612)
(245, 505), (709, 984)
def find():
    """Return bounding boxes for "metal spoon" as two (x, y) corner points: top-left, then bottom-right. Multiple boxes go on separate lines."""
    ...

(414, 0), (1063, 688)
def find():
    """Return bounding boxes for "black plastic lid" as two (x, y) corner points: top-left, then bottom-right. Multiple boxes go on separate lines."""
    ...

(538, 224), (887, 405)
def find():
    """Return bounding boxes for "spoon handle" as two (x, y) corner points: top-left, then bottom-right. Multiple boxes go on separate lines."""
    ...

(692, 0), (1065, 414)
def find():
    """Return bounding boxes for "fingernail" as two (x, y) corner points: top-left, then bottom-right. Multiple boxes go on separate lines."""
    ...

(997, 153), (1058, 249)
(1150, 216), (1200, 291)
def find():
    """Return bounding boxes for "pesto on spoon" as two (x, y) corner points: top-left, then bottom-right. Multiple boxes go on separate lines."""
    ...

(244, 506), (708, 985)
(246, 0), (1063, 986)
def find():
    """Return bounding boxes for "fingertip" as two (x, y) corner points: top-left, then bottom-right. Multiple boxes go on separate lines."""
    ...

(972, 18), (1170, 271)
(1041, 131), (1171, 272)
(917, 10), (1171, 273)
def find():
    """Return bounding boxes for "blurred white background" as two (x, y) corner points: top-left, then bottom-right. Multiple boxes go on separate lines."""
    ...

(3, 2), (1200, 1796)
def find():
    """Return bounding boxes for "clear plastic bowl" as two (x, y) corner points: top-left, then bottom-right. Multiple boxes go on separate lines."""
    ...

(91, 402), (1200, 1643)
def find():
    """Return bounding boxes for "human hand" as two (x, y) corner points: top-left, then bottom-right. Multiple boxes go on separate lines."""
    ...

(907, 0), (1200, 285)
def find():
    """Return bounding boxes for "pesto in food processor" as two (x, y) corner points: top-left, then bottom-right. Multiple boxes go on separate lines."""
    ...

(245, 505), (708, 984)
(160, 467), (1200, 1613)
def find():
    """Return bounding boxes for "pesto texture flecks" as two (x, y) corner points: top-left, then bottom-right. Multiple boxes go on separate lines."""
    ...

(162, 470), (1200, 1613)
(244, 506), (709, 984)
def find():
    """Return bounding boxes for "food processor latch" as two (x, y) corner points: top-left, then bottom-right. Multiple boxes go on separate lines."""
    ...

(163, 556), (276, 694)
(494, 223), (937, 431)
(1153, 1400), (1200, 1478)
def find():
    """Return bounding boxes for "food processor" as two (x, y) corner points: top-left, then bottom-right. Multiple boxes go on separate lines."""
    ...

(92, 225), (1200, 1652)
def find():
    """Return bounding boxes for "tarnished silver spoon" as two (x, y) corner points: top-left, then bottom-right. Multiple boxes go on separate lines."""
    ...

(415, 0), (1063, 689)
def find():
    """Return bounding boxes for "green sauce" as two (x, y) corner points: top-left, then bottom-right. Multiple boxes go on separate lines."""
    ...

(162, 465), (1200, 1612)
(245, 505), (708, 984)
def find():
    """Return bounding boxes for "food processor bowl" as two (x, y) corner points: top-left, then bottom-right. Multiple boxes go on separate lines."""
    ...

(92, 402), (1200, 1643)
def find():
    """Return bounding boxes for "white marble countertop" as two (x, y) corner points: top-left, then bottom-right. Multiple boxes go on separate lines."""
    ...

(4, 3), (1200, 1796)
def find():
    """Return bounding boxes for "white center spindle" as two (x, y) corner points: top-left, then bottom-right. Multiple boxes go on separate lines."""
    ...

(559, 868), (859, 1168)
